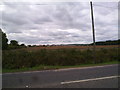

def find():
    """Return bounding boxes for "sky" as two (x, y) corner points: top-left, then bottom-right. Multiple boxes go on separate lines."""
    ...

(0, 1), (118, 45)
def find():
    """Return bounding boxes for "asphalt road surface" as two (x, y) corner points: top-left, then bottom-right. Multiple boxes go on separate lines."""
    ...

(2, 64), (119, 88)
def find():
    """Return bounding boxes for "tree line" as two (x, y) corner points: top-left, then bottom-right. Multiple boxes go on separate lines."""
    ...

(90, 40), (120, 45)
(1, 28), (26, 50)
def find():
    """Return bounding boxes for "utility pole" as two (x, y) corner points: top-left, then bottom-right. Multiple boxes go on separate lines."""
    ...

(90, 1), (96, 63)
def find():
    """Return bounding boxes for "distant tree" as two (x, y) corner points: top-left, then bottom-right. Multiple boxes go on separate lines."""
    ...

(20, 43), (27, 48)
(20, 44), (25, 46)
(28, 45), (32, 47)
(43, 45), (46, 47)
(33, 45), (36, 47)
(10, 40), (19, 46)
(0, 28), (8, 50)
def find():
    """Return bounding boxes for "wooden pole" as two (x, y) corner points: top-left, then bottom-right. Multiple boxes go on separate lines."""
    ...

(90, 1), (96, 63)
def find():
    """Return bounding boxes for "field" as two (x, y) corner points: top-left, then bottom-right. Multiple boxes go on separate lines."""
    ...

(3, 45), (119, 69)
(22, 45), (118, 51)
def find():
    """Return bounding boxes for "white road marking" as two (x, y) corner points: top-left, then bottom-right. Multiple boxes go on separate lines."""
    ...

(61, 75), (120, 85)
(55, 64), (118, 72)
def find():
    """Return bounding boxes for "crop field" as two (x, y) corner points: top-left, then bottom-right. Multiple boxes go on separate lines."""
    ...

(21, 45), (119, 52)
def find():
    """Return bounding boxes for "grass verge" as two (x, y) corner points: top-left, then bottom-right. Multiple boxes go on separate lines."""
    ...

(3, 61), (119, 73)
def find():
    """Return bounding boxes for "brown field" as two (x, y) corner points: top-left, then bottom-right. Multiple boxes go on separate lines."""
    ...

(22, 45), (119, 51)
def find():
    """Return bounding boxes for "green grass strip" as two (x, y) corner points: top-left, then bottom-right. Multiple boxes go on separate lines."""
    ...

(2, 61), (119, 73)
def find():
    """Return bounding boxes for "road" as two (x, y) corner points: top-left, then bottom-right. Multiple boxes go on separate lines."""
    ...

(2, 64), (119, 88)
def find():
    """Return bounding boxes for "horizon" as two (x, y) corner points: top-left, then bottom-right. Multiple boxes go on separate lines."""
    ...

(7, 39), (119, 46)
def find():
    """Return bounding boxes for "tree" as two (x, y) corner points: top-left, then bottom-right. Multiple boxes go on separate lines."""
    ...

(28, 45), (32, 47)
(20, 43), (26, 48)
(9, 40), (19, 49)
(20, 44), (25, 46)
(10, 40), (19, 46)
(0, 28), (8, 50)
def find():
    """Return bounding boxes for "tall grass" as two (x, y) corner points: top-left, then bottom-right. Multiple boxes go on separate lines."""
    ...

(2, 48), (118, 69)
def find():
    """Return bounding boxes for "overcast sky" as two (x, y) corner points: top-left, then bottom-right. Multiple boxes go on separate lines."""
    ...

(0, 2), (118, 45)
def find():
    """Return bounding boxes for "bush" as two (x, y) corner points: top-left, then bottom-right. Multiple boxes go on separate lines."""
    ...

(2, 48), (118, 69)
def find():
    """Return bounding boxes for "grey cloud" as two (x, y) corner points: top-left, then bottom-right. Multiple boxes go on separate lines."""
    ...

(3, 13), (29, 25)
(51, 4), (91, 30)
(34, 17), (52, 24)
(0, 2), (118, 45)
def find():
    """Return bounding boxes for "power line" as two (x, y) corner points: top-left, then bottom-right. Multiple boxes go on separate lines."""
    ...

(93, 4), (118, 9)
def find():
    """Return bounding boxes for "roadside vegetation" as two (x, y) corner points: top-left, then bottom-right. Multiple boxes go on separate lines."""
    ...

(3, 48), (119, 72)
(3, 61), (119, 73)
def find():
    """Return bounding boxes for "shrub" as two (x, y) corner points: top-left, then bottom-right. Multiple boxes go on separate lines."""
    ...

(2, 48), (118, 69)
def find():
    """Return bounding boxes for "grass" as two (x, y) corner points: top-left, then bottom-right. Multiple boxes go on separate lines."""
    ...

(3, 60), (119, 73)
